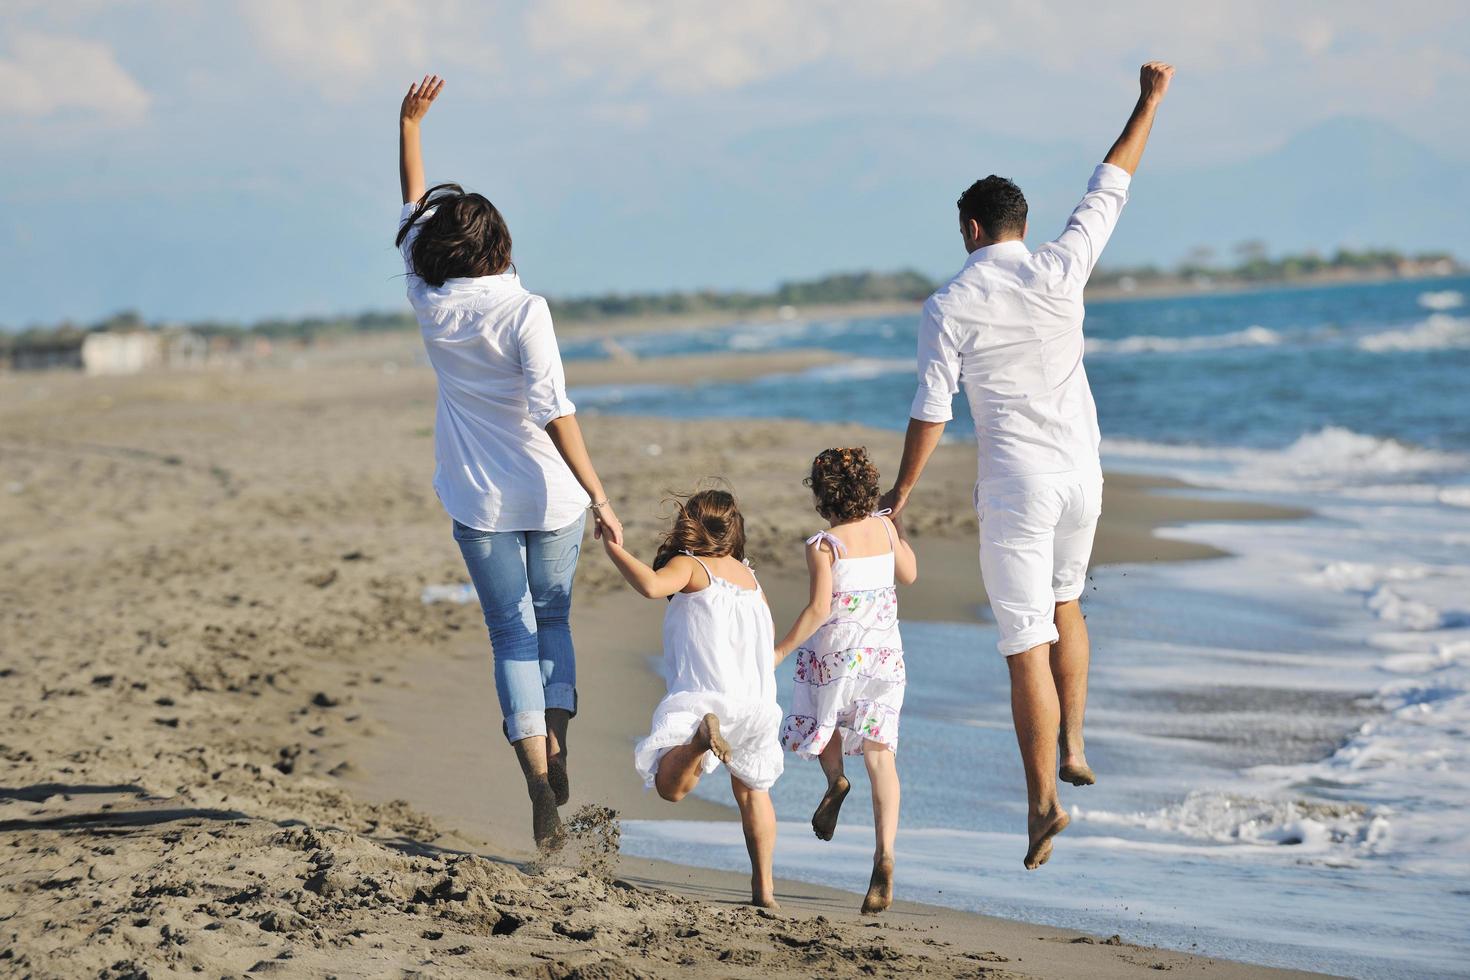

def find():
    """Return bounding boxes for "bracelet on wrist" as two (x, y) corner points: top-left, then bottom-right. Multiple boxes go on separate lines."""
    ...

(589, 498), (610, 512)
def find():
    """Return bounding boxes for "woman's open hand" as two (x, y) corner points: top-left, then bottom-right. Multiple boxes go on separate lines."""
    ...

(400, 74), (445, 127)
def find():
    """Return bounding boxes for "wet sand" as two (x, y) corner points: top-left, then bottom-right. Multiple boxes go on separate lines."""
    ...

(0, 339), (1317, 978)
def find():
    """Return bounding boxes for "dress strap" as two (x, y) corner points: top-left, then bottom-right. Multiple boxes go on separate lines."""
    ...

(680, 549), (715, 586)
(870, 509), (896, 554)
(805, 530), (847, 557)
(741, 557), (763, 592)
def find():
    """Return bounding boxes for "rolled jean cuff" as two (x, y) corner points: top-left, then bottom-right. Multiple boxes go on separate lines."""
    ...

(504, 710), (547, 743)
(998, 624), (1060, 657)
(543, 683), (577, 715)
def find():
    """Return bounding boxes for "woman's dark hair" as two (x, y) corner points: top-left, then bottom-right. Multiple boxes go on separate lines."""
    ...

(394, 182), (513, 286)
(652, 489), (747, 572)
(805, 447), (881, 524)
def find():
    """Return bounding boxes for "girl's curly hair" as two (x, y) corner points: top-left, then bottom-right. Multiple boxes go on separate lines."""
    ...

(395, 183), (514, 287)
(805, 447), (881, 524)
(652, 489), (747, 572)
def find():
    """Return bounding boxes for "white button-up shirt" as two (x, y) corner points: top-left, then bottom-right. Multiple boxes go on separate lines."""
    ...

(910, 163), (1131, 493)
(399, 203), (589, 532)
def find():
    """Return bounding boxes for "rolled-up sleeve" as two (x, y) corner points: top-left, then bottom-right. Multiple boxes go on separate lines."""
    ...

(910, 299), (959, 423)
(517, 298), (577, 428)
(1039, 163), (1131, 285)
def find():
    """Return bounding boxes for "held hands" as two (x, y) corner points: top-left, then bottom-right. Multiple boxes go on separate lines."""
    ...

(592, 500), (624, 547)
(877, 486), (908, 520)
(1139, 61), (1174, 105)
(401, 74), (445, 127)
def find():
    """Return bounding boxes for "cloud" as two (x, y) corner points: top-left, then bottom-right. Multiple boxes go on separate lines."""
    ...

(236, 0), (503, 98)
(0, 32), (150, 121)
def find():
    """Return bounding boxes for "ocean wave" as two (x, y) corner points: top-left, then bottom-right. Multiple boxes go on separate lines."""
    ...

(1357, 314), (1470, 352)
(791, 357), (912, 383)
(1105, 427), (1470, 498)
(1086, 325), (1281, 355)
(1418, 290), (1465, 311)
(1072, 791), (1389, 855)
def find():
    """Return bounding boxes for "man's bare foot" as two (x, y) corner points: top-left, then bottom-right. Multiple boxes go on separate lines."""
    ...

(1024, 806), (1069, 870)
(1059, 759), (1095, 786)
(698, 713), (731, 765)
(860, 855), (894, 914)
(547, 753), (570, 806)
(811, 775), (851, 841)
(528, 777), (565, 852)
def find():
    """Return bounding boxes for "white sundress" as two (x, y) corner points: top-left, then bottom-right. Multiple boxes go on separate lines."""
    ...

(633, 553), (785, 792)
(781, 515), (906, 757)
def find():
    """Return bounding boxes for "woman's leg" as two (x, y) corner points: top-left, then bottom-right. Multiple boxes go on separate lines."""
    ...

(730, 775), (779, 909)
(654, 714), (728, 802)
(861, 740), (899, 914)
(526, 515), (585, 806)
(811, 734), (851, 841)
(453, 522), (560, 849)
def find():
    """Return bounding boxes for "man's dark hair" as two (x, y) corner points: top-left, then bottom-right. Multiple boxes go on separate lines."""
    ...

(956, 175), (1028, 241)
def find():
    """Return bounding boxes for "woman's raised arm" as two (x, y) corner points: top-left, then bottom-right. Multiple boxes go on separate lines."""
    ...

(399, 74), (445, 204)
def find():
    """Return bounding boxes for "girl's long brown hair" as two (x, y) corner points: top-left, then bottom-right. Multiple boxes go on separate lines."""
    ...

(652, 489), (747, 571)
(395, 183), (514, 286)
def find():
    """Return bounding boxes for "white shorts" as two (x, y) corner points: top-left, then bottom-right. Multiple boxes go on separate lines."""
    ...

(977, 477), (1102, 656)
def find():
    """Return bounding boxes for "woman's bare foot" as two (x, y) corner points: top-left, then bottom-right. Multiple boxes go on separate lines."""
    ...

(860, 855), (894, 914)
(528, 777), (565, 853)
(811, 775), (851, 841)
(1059, 758), (1096, 787)
(698, 713), (731, 765)
(749, 894), (782, 911)
(547, 753), (570, 806)
(1024, 806), (1069, 870)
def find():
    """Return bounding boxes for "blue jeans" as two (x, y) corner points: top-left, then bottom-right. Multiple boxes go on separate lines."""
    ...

(453, 514), (584, 743)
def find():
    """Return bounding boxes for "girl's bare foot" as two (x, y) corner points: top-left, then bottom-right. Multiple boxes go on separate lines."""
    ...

(528, 777), (565, 852)
(811, 775), (851, 841)
(1024, 806), (1069, 870)
(860, 855), (894, 914)
(1059, 759), (1096, 786)
(547, 753), (571, 806)
(698, 713), (731, 765)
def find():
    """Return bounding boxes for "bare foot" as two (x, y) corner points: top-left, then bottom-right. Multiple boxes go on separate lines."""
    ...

(811, 775), (851, 841)
(1059, 759), (1096, 787)
(547, 753), (570, 806)
(1024, 806), (1069, 870)
(528, 777), (565, 853)
(860, 855), (894, 914)
(698, 713), (731, 765)
(750, 895), (782, 911)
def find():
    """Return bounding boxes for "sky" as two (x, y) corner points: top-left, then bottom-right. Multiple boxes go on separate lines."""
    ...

(3, 0), (1469, 326)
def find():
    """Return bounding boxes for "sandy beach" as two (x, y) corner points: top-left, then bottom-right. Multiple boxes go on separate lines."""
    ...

(0, 335), (1320, 978)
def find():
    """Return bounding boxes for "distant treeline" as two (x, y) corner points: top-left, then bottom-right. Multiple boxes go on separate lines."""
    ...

(2, 250), (1461, 352)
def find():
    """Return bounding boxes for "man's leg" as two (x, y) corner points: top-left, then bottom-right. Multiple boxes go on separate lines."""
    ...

(1007, 645), (1069, 869)
(1052, 600), (1094, 784)
(979, 488), (1069, 869)
(1051, 479), (1102, 787)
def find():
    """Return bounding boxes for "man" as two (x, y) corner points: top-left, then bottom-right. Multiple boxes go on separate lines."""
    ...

(881, 62), (1175, 870)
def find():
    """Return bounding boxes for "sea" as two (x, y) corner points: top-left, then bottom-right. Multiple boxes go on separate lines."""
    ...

(564, 276), (1470, 979)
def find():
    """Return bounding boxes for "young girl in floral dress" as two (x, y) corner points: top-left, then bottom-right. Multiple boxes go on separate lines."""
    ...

(603, 489), (784, 909)
(778, 448), (918, 914)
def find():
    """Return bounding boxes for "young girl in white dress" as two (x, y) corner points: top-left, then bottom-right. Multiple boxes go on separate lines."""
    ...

(602, 489), (784, 909)
(777, 448), (917, 914)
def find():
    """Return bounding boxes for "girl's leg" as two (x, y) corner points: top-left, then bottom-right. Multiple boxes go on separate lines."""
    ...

(654, 714), (729, 803)
(453, 522), (560, 849)
(730, 775), (779, 909)
(811, 734), (851, 841)
(861, 740), (899, 914)
(525, 515), (585, 806)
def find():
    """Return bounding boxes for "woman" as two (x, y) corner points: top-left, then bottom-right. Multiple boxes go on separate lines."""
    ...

(394, 75), (622, 850)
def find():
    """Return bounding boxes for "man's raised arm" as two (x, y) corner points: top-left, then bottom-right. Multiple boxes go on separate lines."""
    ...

(1104, 61), (1174, 176)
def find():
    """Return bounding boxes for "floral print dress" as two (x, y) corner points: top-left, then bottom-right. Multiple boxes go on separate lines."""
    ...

(781, 515), (905, 757)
